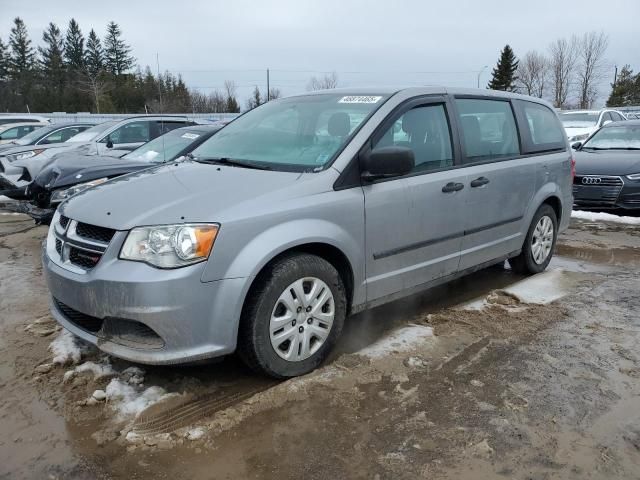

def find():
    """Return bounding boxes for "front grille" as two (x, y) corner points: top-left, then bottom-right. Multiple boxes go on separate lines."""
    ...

(52, 216), (115, 271)
(54, 298), (104, 333)
(69, 247), (101, 269)
(573, 176), (623, 205)
(76, 222), (116, 243)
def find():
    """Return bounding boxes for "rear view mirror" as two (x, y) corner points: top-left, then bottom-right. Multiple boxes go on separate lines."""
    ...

(361, 146), (415, 182)
(571, 142), (582, 150)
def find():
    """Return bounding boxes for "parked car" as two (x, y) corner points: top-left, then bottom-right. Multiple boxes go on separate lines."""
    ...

(0, 122), (48, 144)
(18, 125), (223, 224)
(0, 115), (196, 189)
(0, 122), (96, 154)
(560, 109), (627, 144)
(0, 114), (51, 126)
(624, 112), (640, 120)
(43, 87), (572, 378)
(571, 120), (640, 210)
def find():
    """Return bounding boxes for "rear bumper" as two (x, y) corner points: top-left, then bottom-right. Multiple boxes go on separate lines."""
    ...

(43, 237), (249, 365)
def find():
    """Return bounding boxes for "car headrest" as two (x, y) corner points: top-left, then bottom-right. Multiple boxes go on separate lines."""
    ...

(402, 109), (428, 138)
(461, 115), (482, 142)
(328, 112), (351, 137)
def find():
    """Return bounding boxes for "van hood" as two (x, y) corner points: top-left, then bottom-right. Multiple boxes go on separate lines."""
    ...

(574, 149), (640, 176)
(60, 161), (313, 230)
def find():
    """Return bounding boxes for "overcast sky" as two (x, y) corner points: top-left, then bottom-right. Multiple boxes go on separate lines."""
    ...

(1, 0), (639, 106)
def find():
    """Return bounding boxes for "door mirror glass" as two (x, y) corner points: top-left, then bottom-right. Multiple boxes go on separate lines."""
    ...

(361, 146), (415, 181)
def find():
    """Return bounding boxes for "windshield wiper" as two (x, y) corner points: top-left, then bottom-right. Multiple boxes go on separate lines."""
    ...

(190, 156), (272, 170)
(582, 147), (640, 150)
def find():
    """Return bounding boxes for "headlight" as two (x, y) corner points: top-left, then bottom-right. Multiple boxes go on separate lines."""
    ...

(120, 224), (219, 268)
(7, 149), (45, 162)
(50, 177), (109, 204)
(627, 173), (640, 180)
(569, 133), (590, 142)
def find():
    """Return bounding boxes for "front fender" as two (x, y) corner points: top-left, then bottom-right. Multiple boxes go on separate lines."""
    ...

(201, 217), (366, 305)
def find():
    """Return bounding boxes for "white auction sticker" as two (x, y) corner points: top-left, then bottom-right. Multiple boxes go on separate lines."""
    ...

(338, 95), (382, 104)
(181, 133), (200, 139)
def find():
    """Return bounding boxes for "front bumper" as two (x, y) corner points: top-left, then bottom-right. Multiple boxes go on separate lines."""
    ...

(573, 175), (640, 210)
(43, 221), (249, 364)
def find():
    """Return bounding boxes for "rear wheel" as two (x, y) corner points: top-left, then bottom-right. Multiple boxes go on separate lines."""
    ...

(237, 253), (346, 378)
(509, 204), (557, 275)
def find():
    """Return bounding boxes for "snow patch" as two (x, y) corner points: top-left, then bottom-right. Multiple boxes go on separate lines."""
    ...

(572, 210), (640, 226)
(50, 330), (91, 365)
(460, 269), (581, 310)
(63, 361), (116, 382)
(105, 378), (176, 419)
(359, 325), (434, 359)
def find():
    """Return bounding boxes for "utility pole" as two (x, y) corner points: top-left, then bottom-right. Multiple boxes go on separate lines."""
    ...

(267, 68), (270, 101)
(477, 66), (488, 88)
(613, 65), (618, 88)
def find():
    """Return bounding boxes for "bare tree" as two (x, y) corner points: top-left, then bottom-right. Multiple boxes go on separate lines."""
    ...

(548, 36), (578, 108)
(307, 72), (338, 91)
(268, 87), (282, 100)
(576, 31), (609, 109)
(77, 69), (111, 113)
(517, 51), (548, 98)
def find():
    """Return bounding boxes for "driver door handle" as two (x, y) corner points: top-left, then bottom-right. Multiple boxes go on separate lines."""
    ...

(442, 182), (465, 193)
(470, 176), (490, 188)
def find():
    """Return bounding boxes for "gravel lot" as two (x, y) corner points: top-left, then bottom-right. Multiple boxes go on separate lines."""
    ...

(1, 212), (639, 479)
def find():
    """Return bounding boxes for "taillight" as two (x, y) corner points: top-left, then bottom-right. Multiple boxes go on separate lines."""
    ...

(570, 156), (576, 180)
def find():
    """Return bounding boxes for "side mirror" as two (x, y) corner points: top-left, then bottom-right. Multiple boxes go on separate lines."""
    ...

(571, 142), (582, 150)
(361, 146), (415, 182)
(106, 136), (113, 149)
(602, 120), (612, 126)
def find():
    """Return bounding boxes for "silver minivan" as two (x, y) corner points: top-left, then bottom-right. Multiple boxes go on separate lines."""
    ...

(43, 87), (573, 378)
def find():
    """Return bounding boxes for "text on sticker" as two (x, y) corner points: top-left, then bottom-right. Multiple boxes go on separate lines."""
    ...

(338, 96), (382, 104)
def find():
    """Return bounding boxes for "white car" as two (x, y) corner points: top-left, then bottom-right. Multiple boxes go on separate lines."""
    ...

(0, 122), (49, 144)
(560, 109), (627, 143)
(0, 115), (51, 126)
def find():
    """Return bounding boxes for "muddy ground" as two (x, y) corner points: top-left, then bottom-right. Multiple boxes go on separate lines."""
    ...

(1, 212), (639, 479)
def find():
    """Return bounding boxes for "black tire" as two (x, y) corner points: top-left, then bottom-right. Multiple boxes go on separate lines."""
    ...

(237, 253), (347, 379)
(509, 204), (558, 275)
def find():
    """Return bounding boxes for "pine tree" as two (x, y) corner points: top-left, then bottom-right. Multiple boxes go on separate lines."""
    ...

(103, 21), (134, 75)
(0, 37), (9, 82)
(8, 17), (36, 75)
(85, 29), (104, 74)
(606, 65), (640, 107)
(38, 23), (65, 73)
(488, 45), (519, 92)
(64, 19), (85, 70)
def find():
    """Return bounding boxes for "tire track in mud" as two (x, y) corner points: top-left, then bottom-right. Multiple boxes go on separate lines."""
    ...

(131, 386), (270, 435)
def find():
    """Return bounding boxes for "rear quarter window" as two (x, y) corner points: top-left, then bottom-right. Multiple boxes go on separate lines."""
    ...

(515, 100), (566, 153)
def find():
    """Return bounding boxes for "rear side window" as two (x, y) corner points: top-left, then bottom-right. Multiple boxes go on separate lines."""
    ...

(516, 101), (565, 153)
(455, 98), (520, 163)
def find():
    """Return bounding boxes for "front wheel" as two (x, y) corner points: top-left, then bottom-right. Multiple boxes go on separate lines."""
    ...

(509, 204), (557, 275)
(237, 253), (346, 378)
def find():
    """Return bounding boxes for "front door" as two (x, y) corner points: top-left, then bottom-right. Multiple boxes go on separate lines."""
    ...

(363, 98), (467, 302)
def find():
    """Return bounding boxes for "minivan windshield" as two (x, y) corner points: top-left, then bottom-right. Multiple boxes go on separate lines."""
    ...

(124, 128), (209, 162)
(65, 120), (118, 143)
(560, 112), (599, 127)
(582, 125), (640, 150)
(191, 93), (389, 171)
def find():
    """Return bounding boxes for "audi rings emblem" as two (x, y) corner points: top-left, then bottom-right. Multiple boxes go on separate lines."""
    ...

(582, 177), (602, 185)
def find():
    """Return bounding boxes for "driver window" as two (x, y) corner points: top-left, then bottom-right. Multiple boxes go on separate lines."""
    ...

(373, 104), (453, 172)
